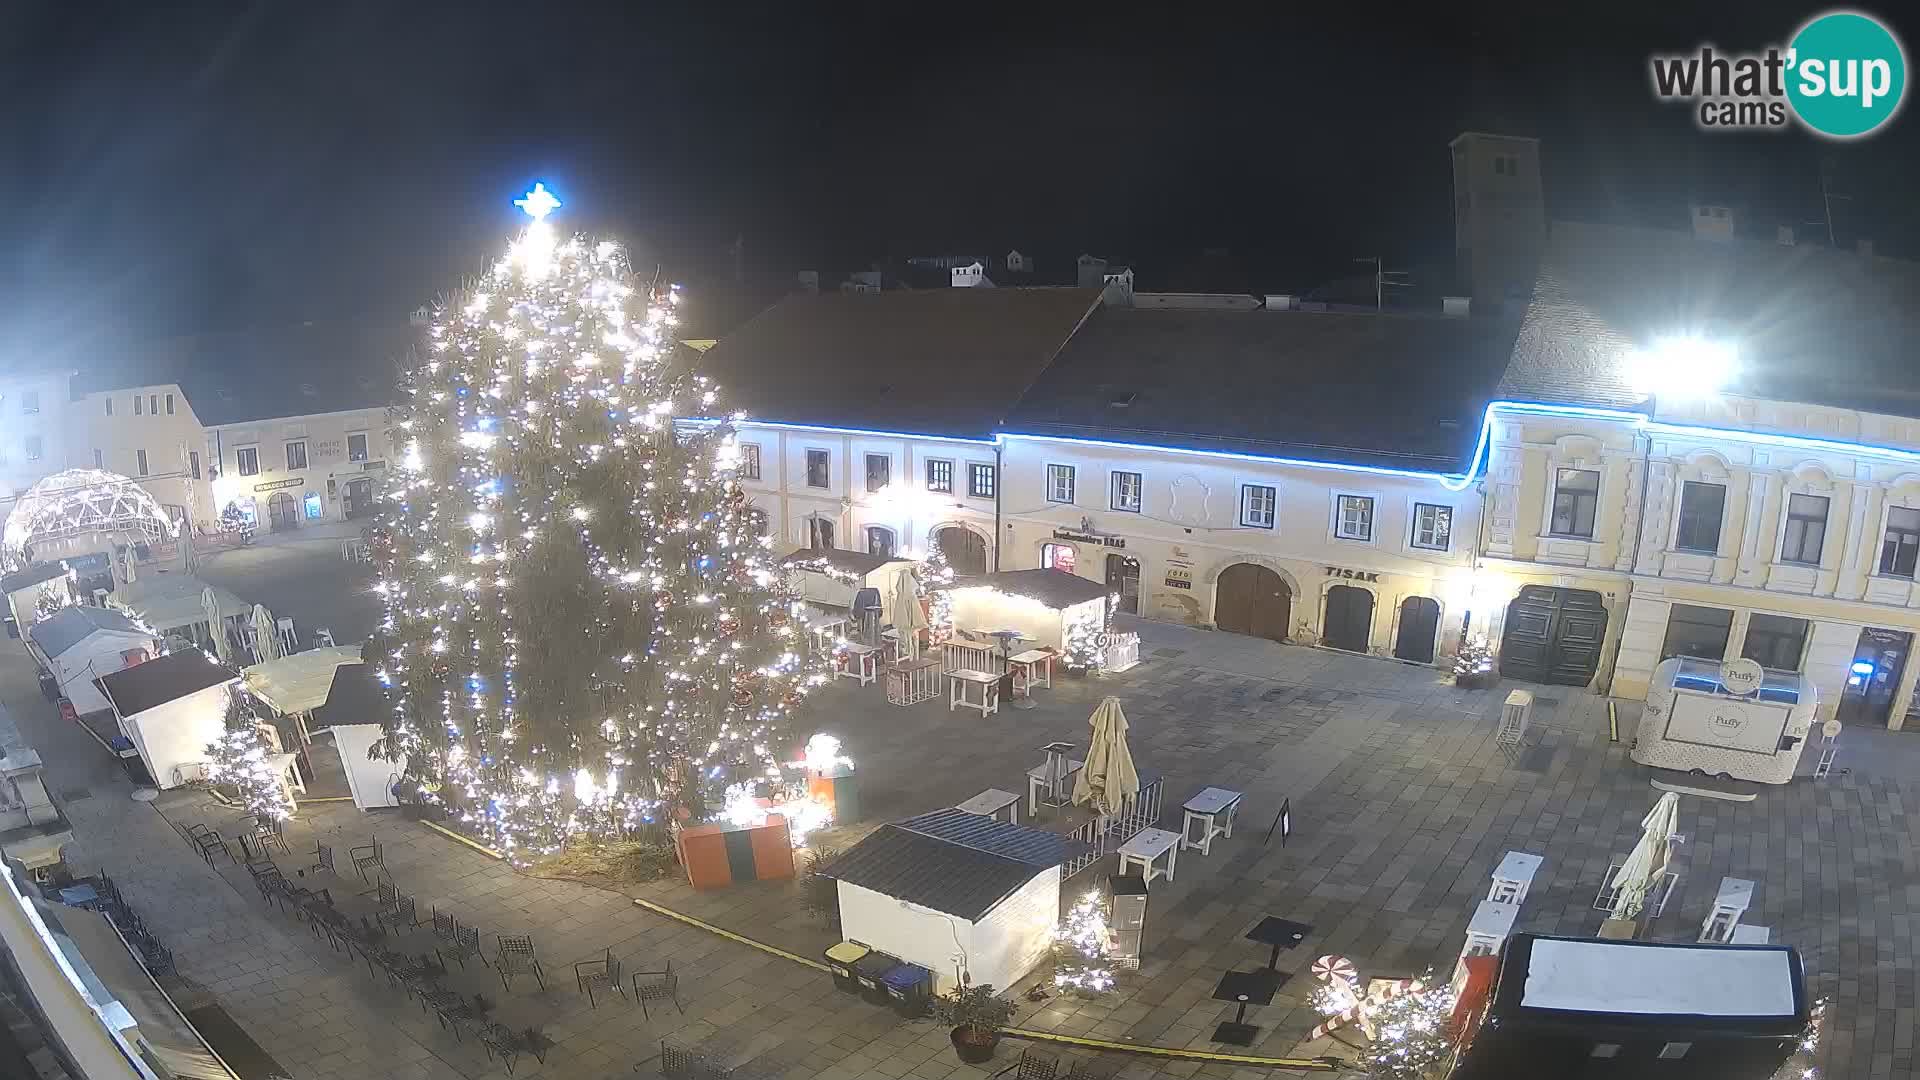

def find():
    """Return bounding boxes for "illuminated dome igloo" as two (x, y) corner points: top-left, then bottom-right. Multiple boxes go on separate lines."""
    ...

(2, 468), (178, 570)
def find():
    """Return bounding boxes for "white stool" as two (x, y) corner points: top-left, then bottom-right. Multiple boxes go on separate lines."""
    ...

(955, 788), (1021, 824)
(1488, 851), (1543, 904)
(1027, 744), (1082, 817)
(1180, 787), (1244, 855)
(1116, 828), (1181, 885)
(1456, 900), (1519, 979)
(1699, 877), (1755, 943)
(1729, 924), (1771, 945)
(835, 644), (880, 686)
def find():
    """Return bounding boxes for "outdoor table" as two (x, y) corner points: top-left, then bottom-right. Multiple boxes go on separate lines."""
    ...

(1180, 786), (1244, 855)
(807, 613), (849, 654)
(1461, 900), (1519, 960)
(1116, 827), (1181, 885)
(1730, 924), (1771, 944)
(1007, 649), (1053, 694)
(57, 884), (100, 908)
(1027, 751), (1083, 817)
(1488, 851), (1544, 904)
(886, 657), (941, 706)
(1211, 968), (1285, 1046)
(947, 669), (1001, 716)
(955, 787), (1021, 824)
(1244, 916), (1312, 970)
(836, 644), (880, 687)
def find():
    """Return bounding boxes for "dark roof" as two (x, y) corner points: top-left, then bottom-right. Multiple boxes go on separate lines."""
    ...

(1, 562), (70, 593)
(313, 663), (390, 729)
(825, 808), (1081, 921)
(1503, 220), (1920, 417)
(26, 606), (147, 659)
(696, 288), (1100, 439)
(96, 651), (236, 716)
(954, 569), (1108, 609)
(1004, 305), (1521, 472)
(778, 549), (908, 578)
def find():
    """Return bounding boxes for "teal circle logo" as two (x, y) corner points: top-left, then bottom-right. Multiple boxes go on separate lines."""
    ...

(1786, 11), (1907, 138)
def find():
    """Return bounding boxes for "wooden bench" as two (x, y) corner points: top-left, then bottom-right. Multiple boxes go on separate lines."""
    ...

(955, 788), (1021, 825)
(1116, 828), (1181, 885)
(1488, 851), (1543, 904)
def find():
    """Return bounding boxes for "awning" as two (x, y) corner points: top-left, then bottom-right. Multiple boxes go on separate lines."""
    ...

(118, 575), (247, 633)
(243, 645), (364, 714)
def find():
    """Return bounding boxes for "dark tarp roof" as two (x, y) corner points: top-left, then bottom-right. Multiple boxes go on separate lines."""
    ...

(96, 651), (236, 716)
(312, 663), (389, 729)
(1, 562), (70, 593)
(825, 808), (1082, 921)
(1004, 304), (1521, 473)
(1502, 220), (1920, 417)
(695, 288), (1100, 439)
(954, 568), (1109, 609)
(27, 606), (147, 659)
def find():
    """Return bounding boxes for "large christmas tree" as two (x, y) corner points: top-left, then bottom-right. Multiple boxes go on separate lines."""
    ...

(372, 184), (825, 858)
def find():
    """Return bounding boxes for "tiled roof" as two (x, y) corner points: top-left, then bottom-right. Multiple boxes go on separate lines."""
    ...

(825, 807), (1080, 921)
(26, 606), (147, 659)
(1502, 220), (1920, 417)
(953, 569), (1109, 610)
(695, 288), (1101, 440)
(96, 651), (235, 717)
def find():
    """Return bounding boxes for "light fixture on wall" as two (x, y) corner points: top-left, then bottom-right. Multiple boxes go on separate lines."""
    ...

(1624, 336), (1738, 400)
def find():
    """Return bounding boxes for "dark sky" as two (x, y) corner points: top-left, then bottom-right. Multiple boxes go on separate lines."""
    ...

(2, 1), (1915, 362)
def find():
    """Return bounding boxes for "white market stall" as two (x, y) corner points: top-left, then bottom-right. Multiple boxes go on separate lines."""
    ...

(310, 663), (406, 810)
(24, 606), (162, 715)
(826, 808), (1080, 993)
(779, 550), (916, 613)
(1633, 657), (1819, 784)
(95, 651), (241, 790)
(1, 561), (75, 638)
(243, 644), (364, 743)
(946, 569), (1109, 670)
(117, 574), (248, 654)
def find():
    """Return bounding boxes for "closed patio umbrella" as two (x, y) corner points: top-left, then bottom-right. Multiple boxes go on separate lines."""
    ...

(1609, 791), (1680, 921)
(250, 603), (281, 664)
(202, 586), (230, 662)
(1073, 696), (1140, 819)
(890, 566), (927, 659)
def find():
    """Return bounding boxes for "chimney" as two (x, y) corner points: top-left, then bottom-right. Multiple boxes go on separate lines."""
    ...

(797, 270), (820, 293)
(1777, 225), (1795, 246)
(1264, 294), (1293, 311)
(1101, 267), (1134, 307)
(1442, 296), (1472, 317)
(1858, 238), (1875, 259)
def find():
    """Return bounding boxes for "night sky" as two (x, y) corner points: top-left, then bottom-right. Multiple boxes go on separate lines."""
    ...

(2, 1), (1914, 364)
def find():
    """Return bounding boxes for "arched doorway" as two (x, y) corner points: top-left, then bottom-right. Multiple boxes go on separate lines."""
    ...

(1106, 554), (1141, 615)
(1394, 596), (1441, 663)
(1214, 563), (1291, 642)
(1323, 585), (1374, 653)
(935, 526), (988, 575)
(267, 491), (299, 532)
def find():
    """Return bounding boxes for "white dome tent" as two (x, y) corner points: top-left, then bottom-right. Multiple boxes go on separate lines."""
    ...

(1, 468), (180, 572)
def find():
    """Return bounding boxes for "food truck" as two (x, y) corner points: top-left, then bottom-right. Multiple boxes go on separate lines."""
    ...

(1632, 657), (1818, 785)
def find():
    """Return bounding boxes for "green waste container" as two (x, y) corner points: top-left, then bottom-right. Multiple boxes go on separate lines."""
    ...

(851, 951), (898, 1006)
(824, 941), (869, 995)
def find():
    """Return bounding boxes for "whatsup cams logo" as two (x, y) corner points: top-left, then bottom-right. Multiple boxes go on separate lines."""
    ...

(1650, 10), (1907, 138)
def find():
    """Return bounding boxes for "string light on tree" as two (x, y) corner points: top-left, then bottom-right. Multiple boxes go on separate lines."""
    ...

(369, 182), (829, 859)
(204, 684), (294, 822)
(1052, 891), (1116, 995)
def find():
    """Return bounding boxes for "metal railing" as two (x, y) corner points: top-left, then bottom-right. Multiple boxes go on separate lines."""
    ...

(941, 642), (1001, 674)
(1063, 774), (1163, 879)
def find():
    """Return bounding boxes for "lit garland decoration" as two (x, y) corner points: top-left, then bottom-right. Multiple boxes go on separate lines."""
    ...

(204, 684), (294, 822)
(368, 183), (829, 860)
(1062, 598), (1107, 671)
(915, 544), (955, 646)
(1788, 997), (1827, 1080)
(1052, 891), (1116, 995)
(1, 468), (179, 571)
(1350, 973), (1457, 1080)
(1453, 637), (1495, 682)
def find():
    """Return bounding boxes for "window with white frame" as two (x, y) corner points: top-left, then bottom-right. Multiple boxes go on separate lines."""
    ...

(1110, 471), (1142, 513)
(1673, 481), (1726, 553)
(1412, 502), (1452, 550)
(1240, 484), (1276, 529)
(104, 397), (113, 417)
(805, 449), (830, 488)
(148, 394), (158, 415)
(1780, 493), (1829, 565)
(347, 432), (369, 463)
(865, 453), (891, 493)
(1881, 506), (1920, 577)
(236, 447), (259, 476)
(968, 462), (996, 499)
(1046, 464), (1076, 504)
(865, 525), (895, 557)
(286, 440), (308, 471)
(737, 442), (761, 480)
(1549, 468), (1600, 538)
(1335, 494), (1374, 541)
(135, 449), (148, 476)
(926, 458), (953, 493)
(165, 393), (175, 415)
(133, 395), (143, 416)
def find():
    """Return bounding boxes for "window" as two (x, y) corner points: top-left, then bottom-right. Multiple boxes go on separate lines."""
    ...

(133, 395), (143, 416)
(148, 394), (158, 415)
(347, 433), (369, 463)
(1046, 464), (1076, 504)
(865, 453), (890, 493)
(164, 393), (175, 415)
(24, 436), (40, 461)
(865, 526), (895, 557)
(92, 448), (103, 468)
(20, 391), (36, 415)
(1240, 484), (1276, 529)
(1660, 604), (1733, 662)
(1881, 507), (1920, 577)
(1335, 494), (1374, 541)
(1780, 493), (1829, 565)
(1743, 613), (1811, 672)
(1549, 468), (1600, 538)
(1657, 1043), (1692, 1061)
(1589, 1045), (1621, 1059)
(303, 492), (323, 520)
(926, 458), (953, 493)
(968, 463), (996, 499)
(1412, 502), (1452, 550)
(737, 442), (760, 480)
(135, 449), (149, 476)
(806, 517), (835, 550)
(1110, 471), (1142, 513)
(285, 440), (308, 470)
(805, 449), (830, 488)
(236, 447), (260, 476)
(189, 450), (201, 479)
(1040, 543), (1076, 573)
(104, 397), (113, 417)
(1674, 481), (1726, 553)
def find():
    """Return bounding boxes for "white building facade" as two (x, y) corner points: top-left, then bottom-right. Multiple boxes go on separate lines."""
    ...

(205, 404), (396, 531)
(67, 381), (215, 532)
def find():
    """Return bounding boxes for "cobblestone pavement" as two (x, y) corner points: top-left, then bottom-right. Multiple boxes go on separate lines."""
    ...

(5, 608), (1914, 1078)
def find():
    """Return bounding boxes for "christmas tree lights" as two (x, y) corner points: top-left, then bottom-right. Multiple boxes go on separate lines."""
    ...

(370, 184), (828, 859)
(1357, 976), (1457, 1080)
(916, 543), (955, 646)
(205, 685), (294, 822)
(1052, 891), (1116, 994)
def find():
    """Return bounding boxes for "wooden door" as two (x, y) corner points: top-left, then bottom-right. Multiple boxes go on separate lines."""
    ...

(267, 492), (299, 532)
(1215, 563), (1290, 642)
(1106, 555), (1141, 615)
(937, 527), (988, 575)
(1323, 585), (1374, 652)
(1499, 586), (1608, 686)
(1394, 596), (1440, 663)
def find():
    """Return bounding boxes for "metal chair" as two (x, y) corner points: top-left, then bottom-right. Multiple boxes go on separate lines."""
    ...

(350, 837), (384, 882)
(438, 923), (486, 969)
(193, 831), (233, 866)
(250, 817), (291, 857)
(378, 894), (420, 931)
(311, 843), (335, 876)
(494, 935), (546, 991)
(143, 944), (176, 979)
(431, 907), (457, 944)
(573, 947), (624, 1009)
(479, 1022), (521, 1074)
(631, 960), (682, 1020)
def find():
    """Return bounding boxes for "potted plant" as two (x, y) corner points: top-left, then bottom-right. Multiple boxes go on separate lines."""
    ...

(799, 846), (841, 930)
(932, 982), (1016, 1064)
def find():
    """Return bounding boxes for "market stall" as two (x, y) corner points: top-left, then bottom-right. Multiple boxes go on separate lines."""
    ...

(242, 644), (364, 744)
(116, 574), (248, 653)
(825, 807), (1080, 993)
(945, 569), (1109, 671)
(94, 651), (240, 790)
(1, 561), (74, 638)
(779, 549), (916, 613)
(310, 662), (406, 810)
(1633, 657), (1818, 784)
(25, 606), (161, 715)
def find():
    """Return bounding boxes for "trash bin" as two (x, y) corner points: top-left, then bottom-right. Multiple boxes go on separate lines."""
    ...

(851, 950), (898, 1006)
(880, 963), (931, 1018)
(824, 941), (869, 995)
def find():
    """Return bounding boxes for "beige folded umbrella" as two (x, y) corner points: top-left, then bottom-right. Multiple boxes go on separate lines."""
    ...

(1073, 696), (1140, 818)
(890, 565), (927, 659)
(1609, 791), (1680, 920)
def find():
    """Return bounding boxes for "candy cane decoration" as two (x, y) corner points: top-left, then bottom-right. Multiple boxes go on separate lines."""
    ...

(1309, 976), (1420, 1040)
(1312, 954), (1357, 985)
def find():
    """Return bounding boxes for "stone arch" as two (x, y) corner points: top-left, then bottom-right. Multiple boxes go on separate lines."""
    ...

(1202, 554), (1303, 599)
